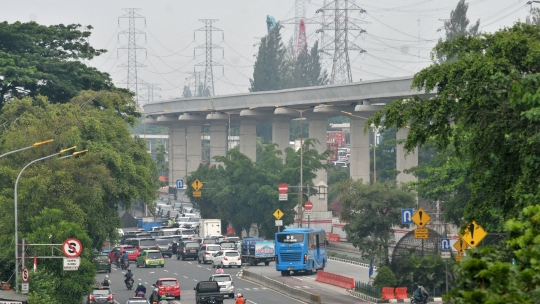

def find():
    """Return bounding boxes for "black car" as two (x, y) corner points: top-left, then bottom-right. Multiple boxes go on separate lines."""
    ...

(156, 238), (173, 257)
(87, 286), (114, 304)
(92, 254), (111, 273)
(177, 241), (200, 260)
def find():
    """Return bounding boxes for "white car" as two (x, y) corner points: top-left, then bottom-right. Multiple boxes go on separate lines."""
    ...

(212, 250), (241, 268)
(209, 274), (235, 298)
(198, 244), (222, 264)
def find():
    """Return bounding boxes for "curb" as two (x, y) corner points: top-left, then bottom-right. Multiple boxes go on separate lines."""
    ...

(328, 256), (379, 271)
(347, 290), (443, 303)
(347, 289), (380, 303)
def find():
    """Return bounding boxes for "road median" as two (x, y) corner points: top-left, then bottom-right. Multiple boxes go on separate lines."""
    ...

(241, 269), (322, 304)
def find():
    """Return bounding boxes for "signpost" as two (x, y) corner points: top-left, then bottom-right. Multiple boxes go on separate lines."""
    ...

(273, 209), (284, 232)
(63, 258), (81, 271)
(440, 238), (451, 251)
(192, 179), (203, 198)
(411, 207), (431, 228)
(460, 221), (487, 247)
(414, 228), (428, 239)
(304, 201), (313, 216)
(278, 183), (288, 201)
(441, 251), (451, 259)
(21, 267), (29, 283)
(176, 179), (184, 189)
(401, 208), (414, 224)
(62, 238), (82, 271)
(275, 220), (283, 226)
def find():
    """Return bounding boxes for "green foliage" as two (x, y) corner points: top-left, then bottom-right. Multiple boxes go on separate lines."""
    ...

(443, 0), (480, 41)
(182, 85), (193, 98)
(373, 266), (397, 289)
(186, 139), (330, 238)
(0, 21), (120, 109)
(373, 127), (397, 183)
(369, 23), (540, 232)
(393, 252), (453, 296)
(338, 180), (415, 264)
(155, 144), (168, 175)
(327, 166), (349, 204)
(250, 23), (288, 92)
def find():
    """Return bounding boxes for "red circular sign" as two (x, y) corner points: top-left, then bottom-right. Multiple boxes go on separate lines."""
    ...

(305, 201), (313, 211)
(62, 238), (83, 258)
(278, 183), (288, 194)
(22, 267), (29, 283)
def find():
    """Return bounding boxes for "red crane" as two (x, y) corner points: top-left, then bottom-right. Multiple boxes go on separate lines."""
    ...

(296, 19), (307, 55)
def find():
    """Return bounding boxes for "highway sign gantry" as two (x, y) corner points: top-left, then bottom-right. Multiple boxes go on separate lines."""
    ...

(411, 207), (431, 228)
(460, 221), (487, 247)
(62, 238), (83, 258)
(273, 209), (284, 220)
(401, 208), (414, 224)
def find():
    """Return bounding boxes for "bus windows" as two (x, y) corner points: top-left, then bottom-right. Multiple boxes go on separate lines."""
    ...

(276, 234), (304, 243)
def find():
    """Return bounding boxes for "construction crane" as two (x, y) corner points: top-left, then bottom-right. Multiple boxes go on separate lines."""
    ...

(266, 15), (277, 33)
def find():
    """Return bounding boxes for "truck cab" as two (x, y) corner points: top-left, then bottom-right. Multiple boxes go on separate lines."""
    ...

(194, 281), (224, 304)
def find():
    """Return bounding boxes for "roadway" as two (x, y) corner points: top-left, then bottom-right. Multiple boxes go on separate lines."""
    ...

(94, 256), (304, 304)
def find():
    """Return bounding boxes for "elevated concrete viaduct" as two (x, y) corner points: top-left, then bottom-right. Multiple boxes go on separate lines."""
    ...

(143, 76), (433, 228)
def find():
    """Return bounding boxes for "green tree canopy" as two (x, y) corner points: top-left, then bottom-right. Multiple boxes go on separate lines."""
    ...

(443, 0), (480, 41)
(369, 23), (540, 231)
(0, 21), (119, 109)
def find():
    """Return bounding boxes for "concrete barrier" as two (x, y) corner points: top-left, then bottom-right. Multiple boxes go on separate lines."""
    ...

(327, 256), (379, 271)
(241, 269), (322, 304)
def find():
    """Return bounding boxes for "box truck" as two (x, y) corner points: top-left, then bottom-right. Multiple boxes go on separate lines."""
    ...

(198, 219), (222, 238)
(241, 238), (275, 266)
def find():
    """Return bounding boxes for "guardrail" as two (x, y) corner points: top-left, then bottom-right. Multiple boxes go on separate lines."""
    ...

(355, 281), (382, 299)
(241, 269), (322, 304)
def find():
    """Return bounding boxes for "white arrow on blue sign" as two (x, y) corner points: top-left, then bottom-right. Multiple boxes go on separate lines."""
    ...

(176, 179), (184, 189)
(401, 208), (414, 224)
(440, 238), (451, 251)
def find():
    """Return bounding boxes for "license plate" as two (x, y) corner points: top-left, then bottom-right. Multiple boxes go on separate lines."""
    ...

(229, 262), (236, 265)
(190, 250), (196, 252)
(288, 267), (294, 270)
(167, 293), (173, 296)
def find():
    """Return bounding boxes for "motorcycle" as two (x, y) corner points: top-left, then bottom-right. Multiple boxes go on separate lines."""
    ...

(411, 296), (428, 304)
(121, 259), (129, 270)
(126, 278), (134, 290)
(135, 290), (146, 298)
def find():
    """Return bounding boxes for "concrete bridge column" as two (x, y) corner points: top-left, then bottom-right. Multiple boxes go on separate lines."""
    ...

(396, 128), (418, 184)
(272, 117), (290, 156)
(349, 116), (371, 183)
(308, 116), (329, 214)
(186, 124), (202, 174)
(239, 120), (257, 162)
(168, 124), (187, 187)
(210, 121), (227, 165)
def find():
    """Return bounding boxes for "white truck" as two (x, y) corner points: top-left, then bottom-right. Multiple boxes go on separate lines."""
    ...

(198, 219), (222, 238)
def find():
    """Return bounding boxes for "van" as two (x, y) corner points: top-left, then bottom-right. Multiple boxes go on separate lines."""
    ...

(126, 238), (158, 252)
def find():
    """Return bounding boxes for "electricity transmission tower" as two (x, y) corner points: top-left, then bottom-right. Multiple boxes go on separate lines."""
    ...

(142, 83), (161, 103)
(316, 0), (368, 84)
(297, 19), (307, 53)
(282, 0), (307, 52)
(117, 8), (147, 105)
(194, 19), (223, 96)
(186, 71), (204, 97)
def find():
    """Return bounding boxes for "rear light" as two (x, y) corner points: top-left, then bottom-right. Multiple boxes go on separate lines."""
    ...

(169, 244), (172, 249)
(146, 257), (149, 260)
(206, 251), (210, 254)
(89, 295), (95, 301)
(304, 254), (307, 264)
(107, 295), (113, 300)
(224, 257), (228, 261)
(183, 248), (186, 252)
(276, 255), (279, 264)
(108, 258), (110, 263)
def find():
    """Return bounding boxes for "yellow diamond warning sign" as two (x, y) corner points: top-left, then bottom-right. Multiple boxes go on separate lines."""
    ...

(460, 221), (487, 248)
(453, 237), (469, 253)
(411, 207), (431, 228)
(191, 179), (203, 191)
(273, 209), (284, 220)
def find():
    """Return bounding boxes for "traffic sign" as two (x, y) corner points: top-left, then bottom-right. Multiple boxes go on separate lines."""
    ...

(63, 257), (81, 271)
(279, 193), (288, 201)
(401, 208), (414, 224)
(440, 238), (451, 251)
(456, 252), (463, 262)
(273, 209), (284, 220)
(460, 221), (487, 247)
(304, 201), (313, 211)
(441, 251), (451, 259)
(191, 179), (203, 191)
(193, 190), (202, 198)
(411, 207), (431, 228)
(304, 210), (312, 216)
(275, 220), (283, 226)
(414, 228), (428, 239)
(21, 267), (29, 283)
(62, 238), (83, 258)
(453, 237), (469, 253)
(21, 282), (29, 294)
(278, 183), (288, 194)
(176, 179), (184, 189)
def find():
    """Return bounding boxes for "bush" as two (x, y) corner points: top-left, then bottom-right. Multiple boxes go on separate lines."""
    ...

(373, 266), (397, 289)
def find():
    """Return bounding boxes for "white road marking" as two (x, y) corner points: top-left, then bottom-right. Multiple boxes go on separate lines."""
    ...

(193, 279), (198, 281)
(303, 286), (311, 288)
(291, 277), (303, 281)
(174, 273), (179, 275)
(144, 282), (148, 284)
(150, 272), (154, 274)
(197, 265), (202, 268)
(164, 269), (168, 272)
(183, 276), (188, 278)
(244, 288), (251, 290)
(206, 268), (211, 270)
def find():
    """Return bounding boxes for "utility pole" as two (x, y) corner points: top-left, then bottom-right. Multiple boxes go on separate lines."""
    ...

(118, 8), (147, 106)
(316, 0), (369, 84)
(194, 19), (224, 97)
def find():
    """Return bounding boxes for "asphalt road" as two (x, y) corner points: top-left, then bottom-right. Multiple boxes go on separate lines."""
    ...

(94, 256), (304, 304)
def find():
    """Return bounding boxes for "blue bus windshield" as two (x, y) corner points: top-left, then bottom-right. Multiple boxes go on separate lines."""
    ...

(276, 234), (304, 243)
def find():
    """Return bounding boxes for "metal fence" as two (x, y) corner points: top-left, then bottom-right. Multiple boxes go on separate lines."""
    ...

(355, 281), (382, 299)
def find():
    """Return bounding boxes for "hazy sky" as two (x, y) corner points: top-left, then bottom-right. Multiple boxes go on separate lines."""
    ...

(0, 0), (532, 102)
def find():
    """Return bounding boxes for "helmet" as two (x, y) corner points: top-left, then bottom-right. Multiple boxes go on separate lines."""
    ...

(154, 288), (159, 293)
(105, 275), (109, 279)
(161, 296), (167, 300)
(217, 264), (222, 268)
(138, 283), (142, 286)
(237, 293), (243, 297)
(127, 268), (131, 272)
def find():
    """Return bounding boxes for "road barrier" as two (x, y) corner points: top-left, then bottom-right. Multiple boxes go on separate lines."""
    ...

(327, 233), (341, 242)
(315, 270), (354, 289)
(395, 287), (408, 299)
(381, 287), (395, 300)
(241, 269), (322, 304)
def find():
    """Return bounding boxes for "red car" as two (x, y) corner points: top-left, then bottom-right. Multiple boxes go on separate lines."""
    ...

(108, 245), (136, 263)
(154, 278), (181, 300)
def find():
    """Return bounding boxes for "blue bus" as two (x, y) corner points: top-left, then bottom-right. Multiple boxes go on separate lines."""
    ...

(275, 228), (327, 276)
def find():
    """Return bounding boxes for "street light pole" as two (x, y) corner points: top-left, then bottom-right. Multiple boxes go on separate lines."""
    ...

(14, 146), (77, 291)
(0, 140), (53, 160)
(299, 110), (303, 228)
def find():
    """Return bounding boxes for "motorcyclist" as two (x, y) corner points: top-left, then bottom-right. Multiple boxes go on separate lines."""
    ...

(124, 269), (134, 286)
(216, 264), (224, 274)
(236, 293), (245, 304)
(102, 275), (111, 287)
(122, 250), (129, 267)
(115, 250), (122, 266)
(135, 282), (147, 297)
(149, 287), (160, 303)
(172, 242), (178, 255)
(413, 283), (429, 303)
(159, 295), (168, 304)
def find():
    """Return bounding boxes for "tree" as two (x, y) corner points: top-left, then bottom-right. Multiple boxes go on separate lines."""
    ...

(369, 23), (540, 231)
(338, 180), (416, 265)
(182, 85), (192, 98)
(526, 8), (540, 26)
(250, 23), (288, 92)
(155, 144), (168, 175)
(0, 21), (119, 109)
(443, 0), (480, 41)
(287, 42), (328, 88)
(373, 266), (397, 289)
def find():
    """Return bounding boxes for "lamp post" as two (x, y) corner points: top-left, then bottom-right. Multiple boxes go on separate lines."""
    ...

(293, 109), (310, 227)
(14, 146), (78, 291)
(0, 140), (54, 160)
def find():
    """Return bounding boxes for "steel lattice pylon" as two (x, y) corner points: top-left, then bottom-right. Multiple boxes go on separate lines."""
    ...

(194, 19), (223, 97)
(317, 0), (368, 84)
(117, 8), (147, 106)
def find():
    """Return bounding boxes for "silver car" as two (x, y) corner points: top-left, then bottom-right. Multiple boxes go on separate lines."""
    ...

(209, 274), (235, 298)
(198, 244), (222, 264)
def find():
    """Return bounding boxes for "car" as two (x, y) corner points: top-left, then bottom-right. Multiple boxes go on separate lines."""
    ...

(153, 278), (181, 300)
(198, 244), (222, 264)
(209, 274), (235, 298)
(197, 238), (217, 245)
(156, 238), (173, 258)
(136, 250), (165, 268)
(177, 229), (197, 240)
(125, 297), (149, 304)
(333, 161), (348, 168)
(87, 286), (114, 304)
(212, 250), (241, 268)
(149, 231), (159, 239)
(92, 254), (111, 273)
(125, 238), (158, 254)
(108, 245), (136, 263)
(167, 210), (181, 219)
(177, 241), (200, 260)
(219, 242), (236, 250)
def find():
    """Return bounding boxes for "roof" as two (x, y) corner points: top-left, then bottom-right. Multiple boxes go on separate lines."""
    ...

(281, 228), (325, 233)
(157, 278), (178, 281)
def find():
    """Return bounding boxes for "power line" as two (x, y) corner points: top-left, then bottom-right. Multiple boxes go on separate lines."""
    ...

(194, 19), (224, 96)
